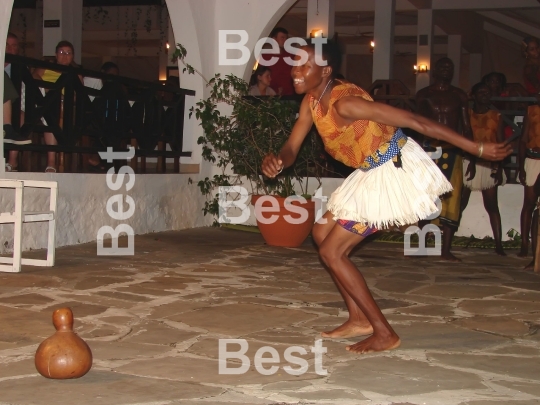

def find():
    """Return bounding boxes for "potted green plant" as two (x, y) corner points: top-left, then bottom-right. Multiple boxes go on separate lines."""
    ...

(173, 45), (325, 247)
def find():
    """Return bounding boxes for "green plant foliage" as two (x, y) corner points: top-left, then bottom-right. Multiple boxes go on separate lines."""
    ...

(173, 44), (325, 224)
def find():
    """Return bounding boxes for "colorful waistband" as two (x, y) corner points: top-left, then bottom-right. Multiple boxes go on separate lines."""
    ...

(358, 128), (408, 172)
(527, 149), (540, 160)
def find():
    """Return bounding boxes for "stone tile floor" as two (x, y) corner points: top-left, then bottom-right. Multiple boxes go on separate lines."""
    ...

(0, 228), (539, 405)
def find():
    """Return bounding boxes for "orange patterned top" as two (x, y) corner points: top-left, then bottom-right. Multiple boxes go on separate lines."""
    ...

(527, 105), (540, 149)
(469, 109), (500, 144)
(309, 82), (397, 168)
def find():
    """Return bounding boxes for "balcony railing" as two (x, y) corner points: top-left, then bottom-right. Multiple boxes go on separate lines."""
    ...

(5, 54), (195, 173)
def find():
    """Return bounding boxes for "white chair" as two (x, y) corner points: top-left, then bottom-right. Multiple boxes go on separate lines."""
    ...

(0, 179), (58, 273)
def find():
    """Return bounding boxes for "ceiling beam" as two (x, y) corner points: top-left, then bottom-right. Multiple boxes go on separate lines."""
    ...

(432, 0), (540, 10)
(483, 22), (525, 44)
(335, 25), (447, 36)
(433, 10), (484, 52)
(407, 0), (432, 9)
(478, 11), (540, 38)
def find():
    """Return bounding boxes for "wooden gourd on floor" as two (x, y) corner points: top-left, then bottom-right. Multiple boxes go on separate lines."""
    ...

(35, 307), (92, 379)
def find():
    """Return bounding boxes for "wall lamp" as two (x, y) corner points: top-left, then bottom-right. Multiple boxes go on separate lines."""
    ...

(310, 29), (324, 38)
(414, 64), (429, 74)
(370, 40), (375, 53)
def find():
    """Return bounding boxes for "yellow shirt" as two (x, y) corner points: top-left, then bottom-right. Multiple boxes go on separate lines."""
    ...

(310, 82), (396, 168)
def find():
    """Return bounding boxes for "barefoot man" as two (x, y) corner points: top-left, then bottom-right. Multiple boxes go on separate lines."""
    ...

(261, 41), (511, 353)
(416, 57), (474, 261)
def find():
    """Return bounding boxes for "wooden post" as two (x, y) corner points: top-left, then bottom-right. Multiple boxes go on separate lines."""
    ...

(130, 138), (138, 173)
(535, 202), (540, 273)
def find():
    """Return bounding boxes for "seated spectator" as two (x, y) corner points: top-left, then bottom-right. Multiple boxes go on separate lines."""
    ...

(32, 40), (81, 173)
(3, 72), (30, 146)
(248, 66), (276, 96)
(4, 32), (31, 171)
(83, 61), (119, 96)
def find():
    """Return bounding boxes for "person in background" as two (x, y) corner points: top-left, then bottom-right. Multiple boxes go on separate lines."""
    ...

(4, 32), (31, 171)
(415, 57), (474, 261)
(461, 82), (506, 256)
(518, 96), (540, 259)
(32, 40), (81, 173)
(523, 37), (540, 95)
(248, 65), (276, 96)
(260, 27), (295, 96)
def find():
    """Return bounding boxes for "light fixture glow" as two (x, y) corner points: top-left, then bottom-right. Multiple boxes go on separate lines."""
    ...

(310, 29), (324, 38)
(414, 64), (428, 74)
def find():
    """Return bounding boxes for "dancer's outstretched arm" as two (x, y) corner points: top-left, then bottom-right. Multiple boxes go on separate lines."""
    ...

(333, 96), (513, 161)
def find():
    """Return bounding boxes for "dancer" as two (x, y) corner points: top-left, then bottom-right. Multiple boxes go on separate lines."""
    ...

(518, 98), (540, 258)
(416, 58), (473, 261)
(461, 83), (506, 256)
(261, 40), (511, 354)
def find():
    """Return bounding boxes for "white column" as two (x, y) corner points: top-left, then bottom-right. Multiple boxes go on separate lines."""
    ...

(43, 0), (82, 64)
(306, 0), (335, 38)
(158, 17), (169, 81)
(469, 53), (482, 87)
(447, 35), (461, 87)
(372, 0), (395, 82)
(416, 9), (433, 92)
(34, 0), (43, 60)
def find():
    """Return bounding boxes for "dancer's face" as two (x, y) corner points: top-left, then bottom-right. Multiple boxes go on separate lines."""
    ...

(485, 74), (502, 95)
(291, 46), (330, 95)
(473, 85), (492, 106)
(433, 59), (454, 81)
(527, 41), (539, 59)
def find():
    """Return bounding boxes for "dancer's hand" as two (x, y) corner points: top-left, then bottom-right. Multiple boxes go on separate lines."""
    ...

(479, 142), (513, 161)
(465, 160), (476, 181)
(262, 153), (284, 178)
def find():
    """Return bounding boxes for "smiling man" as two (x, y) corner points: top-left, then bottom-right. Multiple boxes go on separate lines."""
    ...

(261, 41), (511, 354)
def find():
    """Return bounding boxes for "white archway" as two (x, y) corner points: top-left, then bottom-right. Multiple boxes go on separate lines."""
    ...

(165, 0), (297, 175)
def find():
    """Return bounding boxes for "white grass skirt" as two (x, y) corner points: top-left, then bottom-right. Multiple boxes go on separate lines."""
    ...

(327, 138), (453, 229)
(525, 158), (540, 186)
(463, 158), (506, 190)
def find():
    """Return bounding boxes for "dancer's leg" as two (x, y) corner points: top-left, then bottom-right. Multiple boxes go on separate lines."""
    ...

(519, 185), (536, 257)
(312, 211), (373, 338)
(481, 187), (505, 255)
(317, 222), (400, 353)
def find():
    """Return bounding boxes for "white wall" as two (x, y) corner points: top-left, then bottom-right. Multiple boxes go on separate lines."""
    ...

(0, 172), (210, 254)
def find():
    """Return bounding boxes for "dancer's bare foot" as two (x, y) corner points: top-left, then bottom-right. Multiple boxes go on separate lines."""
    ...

(524, 259), (535, 270)
(346, 333), (401, 354)
(321, 320), (373, 339)
(440, 252), (461, 262)
(495, 247), (506, 256)
(518, 245), (528, 257)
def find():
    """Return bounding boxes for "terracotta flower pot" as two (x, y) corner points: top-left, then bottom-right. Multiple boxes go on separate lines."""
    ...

(251, 195), (315, 247)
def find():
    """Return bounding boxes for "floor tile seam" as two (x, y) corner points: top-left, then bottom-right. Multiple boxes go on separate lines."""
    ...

(421, 358), (540, 384)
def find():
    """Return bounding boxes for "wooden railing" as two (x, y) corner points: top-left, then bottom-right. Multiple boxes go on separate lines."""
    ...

(6, 54), (195, 173)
